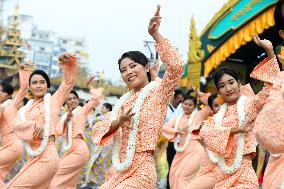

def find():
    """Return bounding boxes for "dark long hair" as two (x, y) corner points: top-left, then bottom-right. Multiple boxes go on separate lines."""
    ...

(183, 95), (197, 107)
(213, 67), (239, 89)
(274, 0), (284, 32)
(29, 70), (50, 88)
(0, 81), (14, 95)
(118, 51), (151, 82)
(208, 93), (218, 110)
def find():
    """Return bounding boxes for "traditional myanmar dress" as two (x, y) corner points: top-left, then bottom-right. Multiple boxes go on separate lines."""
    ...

(0, 68), (30, 188)
(186, 95), (220, 189)
(187, 86), (255, 189)
(92, 39), (183, 189)
(199, 57), (279, 189)
(162, 112), (204, 189)
(49, 89), (100, 189)
(252, 58), (284, 189)
(8, 58), (77, 189)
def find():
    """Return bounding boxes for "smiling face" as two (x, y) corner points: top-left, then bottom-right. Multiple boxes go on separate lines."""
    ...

(119, 57), (149, 92)
(29, 74), (48, 100)
(217, 74), (241, 105)
(65, 93), (79, 110)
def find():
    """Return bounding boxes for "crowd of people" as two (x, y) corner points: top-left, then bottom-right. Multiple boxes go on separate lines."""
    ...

(1, 1), (284, 188)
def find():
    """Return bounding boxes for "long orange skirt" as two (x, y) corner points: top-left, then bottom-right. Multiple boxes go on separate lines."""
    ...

(0, 133), (23, 188)
(7, 141), (59, 189)
(49, 138), (89, 189)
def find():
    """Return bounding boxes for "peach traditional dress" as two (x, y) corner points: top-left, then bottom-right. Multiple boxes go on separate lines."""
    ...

(8, 58), (77, 189)
(186, 86), (256, 189)
(200, 57), (279, 189)
(0, 68), (30, 188)
(49, 89), (100, 189)
(253, 59), (284, 189)
(92, 39), (183, 189)
(186, 94), (220, 189)
(162, 111), (205, 189)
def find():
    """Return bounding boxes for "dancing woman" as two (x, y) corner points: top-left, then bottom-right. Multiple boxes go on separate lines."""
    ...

(49, 80), (103, 189)
(0, 64), (32, 188)
(199, 36), (279, 188)
(8, 53), (77, 189)
(92, 5), (184, 189)
(162, 95), (204, 189)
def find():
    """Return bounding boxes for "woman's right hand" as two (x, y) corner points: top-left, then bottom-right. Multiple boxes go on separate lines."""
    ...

(116, 106), (135, 129)
(33, 123), (44, 139)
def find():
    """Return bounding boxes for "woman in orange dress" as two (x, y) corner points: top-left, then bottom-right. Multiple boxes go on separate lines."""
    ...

(0, 64), (32, 188)
(8, 53), (77, 189)
(186, 93), (221, 189)
(49, 83), (103, 189)
(92, 5), (183, 189)
(199, 36), (279, 189)
(162, 95), (204, 189)
(252, 1), (284, 188)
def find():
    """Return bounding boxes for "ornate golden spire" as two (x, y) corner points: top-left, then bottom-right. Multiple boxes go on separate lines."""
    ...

(188, 16), (204, 63)
(180, 16), (204, 89)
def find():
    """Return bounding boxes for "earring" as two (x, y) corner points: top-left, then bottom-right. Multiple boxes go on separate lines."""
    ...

(28, 88), (33, 99)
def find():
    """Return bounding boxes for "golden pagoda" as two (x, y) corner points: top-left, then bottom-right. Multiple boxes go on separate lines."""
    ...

(0, 1), (25, 80)
(180, 16), (204, 89)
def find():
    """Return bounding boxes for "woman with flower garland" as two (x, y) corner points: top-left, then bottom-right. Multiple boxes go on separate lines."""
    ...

(92, 5), (183, 189)
(0, 63), (32, 188)
(162, 95), (204, 189)
(199, 36), (280, 188)
(8, 53), (77, 189)
(49, 79), (103, 188)
(251, 1), (284, 188)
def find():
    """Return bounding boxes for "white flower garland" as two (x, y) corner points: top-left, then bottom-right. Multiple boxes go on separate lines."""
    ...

(19, 93), (51, 157)
(174, 109), (198, 153)
(1, 99), (12, 108)
(207, 95), (247, 174)
(61, 106), (80, 151)
(111, 81), (159, 172)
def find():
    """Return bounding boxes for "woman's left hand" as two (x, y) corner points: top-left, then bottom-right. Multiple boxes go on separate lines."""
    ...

(253, 35), (275, 59)
(148, 5), (161, 36)
(58, 53), (77, 67)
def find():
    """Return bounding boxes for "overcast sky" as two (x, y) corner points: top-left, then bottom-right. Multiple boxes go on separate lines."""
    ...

(4, 0), (227, 81)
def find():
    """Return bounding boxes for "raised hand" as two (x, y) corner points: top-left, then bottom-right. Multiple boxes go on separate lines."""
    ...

(253, 35), (275, 59)
(117, 106), (135, 129)
(58, 53), (77, 67)
(90, 87), (104, 101)
(86, 75), (96, 90)
(19, 62), (33, 87)
(148, 5), (161, 36)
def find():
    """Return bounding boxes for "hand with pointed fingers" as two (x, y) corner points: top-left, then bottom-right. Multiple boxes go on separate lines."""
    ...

(253, 35), (275, 59)
(117, 106), (135, 129)
(33, 123), (44, 139)
(148, 5), (162, 36)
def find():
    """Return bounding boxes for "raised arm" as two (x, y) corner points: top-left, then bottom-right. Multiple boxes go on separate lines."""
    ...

(52, 53), (78, 110)
(80, 77), (103, 116)
(149, 5), (184, 102)
(9, 63), (33, 109)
